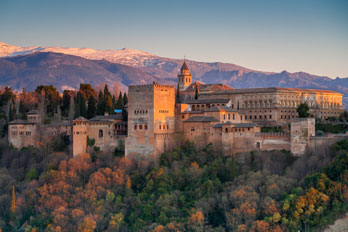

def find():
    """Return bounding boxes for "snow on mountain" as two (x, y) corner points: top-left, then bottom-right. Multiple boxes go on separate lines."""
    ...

(0, 42), (159, 68)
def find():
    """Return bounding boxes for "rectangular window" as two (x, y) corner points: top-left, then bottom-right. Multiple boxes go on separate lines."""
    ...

(134, 125), (137, 130)
(228, 114), (230, 120)
(233, 114), (235, 120)
(270, 115), (272, 119)
(139, 125), (143, 129)
(182, 115), (185, 119)
(167, 125), (169, 129)
(145, 125), (148, 130)
(159, 125), (161, 129)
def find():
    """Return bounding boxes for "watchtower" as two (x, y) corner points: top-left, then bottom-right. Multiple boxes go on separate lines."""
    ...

(72, 117), (88, 156)
(177, 61), (192, 91)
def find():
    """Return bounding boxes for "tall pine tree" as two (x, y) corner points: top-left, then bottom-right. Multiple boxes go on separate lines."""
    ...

(96, 90), (105, 115)
(116, 92), (124, 109)
(123, 92), (128, 107)
(87, 95), (97, 119)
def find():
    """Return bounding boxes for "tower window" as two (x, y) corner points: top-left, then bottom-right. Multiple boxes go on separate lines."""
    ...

(99, 130), (103, 138)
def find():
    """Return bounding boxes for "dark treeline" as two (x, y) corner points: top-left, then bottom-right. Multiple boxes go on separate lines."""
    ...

(0, 137), (347, 231)
(0, 83), (128, 124)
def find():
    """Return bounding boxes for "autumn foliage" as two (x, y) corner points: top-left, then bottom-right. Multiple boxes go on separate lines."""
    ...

(0, 140), (348, 231)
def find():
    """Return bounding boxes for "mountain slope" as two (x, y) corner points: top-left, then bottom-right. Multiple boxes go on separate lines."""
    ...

(0, 52), (162, 92)
(1, 42), (348, 107)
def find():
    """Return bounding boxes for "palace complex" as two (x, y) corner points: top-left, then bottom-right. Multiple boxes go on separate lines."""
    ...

(8, 61), (346, 158)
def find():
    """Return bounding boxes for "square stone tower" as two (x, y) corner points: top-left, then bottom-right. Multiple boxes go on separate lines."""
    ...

(72, 117), (88, 157)
(126, 83), (175, 158)
(291, 118), (315, 156)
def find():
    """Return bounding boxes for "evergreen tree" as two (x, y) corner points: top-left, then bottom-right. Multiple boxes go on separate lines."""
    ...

(104, 84), (112, 99)
(74, 95), (80, 118)
(78, 92), (88, 118)
(105, 95), (114, 115)
(297, 103), (310, 118)
(116, 92), (124, 109)
(123, 92), (128, 106)
(61, 91), (71, 117)
(9, 103), (15, 121)
(112, 95), (117, 108)
(19, 99), (27, 120)
(96, 91), (105, 115)
(194, 85), (199, 100)
(87, 95), (97, 119)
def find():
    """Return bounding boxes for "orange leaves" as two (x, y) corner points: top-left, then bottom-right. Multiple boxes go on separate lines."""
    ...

(86, 167), (125, 196)
(77, 215), (97, 232)
(190, 211), (204, 224)
(251, 220), (270, 232)
(262, 197), (279, 216)
(292, 187), (330, 221)
(240, 202), (257, 220)
(126, 176), (131, 190)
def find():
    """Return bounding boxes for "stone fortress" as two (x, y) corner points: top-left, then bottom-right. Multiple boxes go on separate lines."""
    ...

(7, 61), (347, 158)
(125, 61), (345, 157)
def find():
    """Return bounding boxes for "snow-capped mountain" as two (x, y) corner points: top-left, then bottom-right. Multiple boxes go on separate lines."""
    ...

(0, 42), (158, 67)
(1, 41), (348, 107)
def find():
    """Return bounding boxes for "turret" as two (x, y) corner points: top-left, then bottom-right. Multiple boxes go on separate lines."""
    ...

(177, 61), (192, 91)
(73, 116), (88, 156)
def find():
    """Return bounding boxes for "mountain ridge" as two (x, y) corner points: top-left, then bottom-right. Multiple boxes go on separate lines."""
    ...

(1, 42), (348, 107)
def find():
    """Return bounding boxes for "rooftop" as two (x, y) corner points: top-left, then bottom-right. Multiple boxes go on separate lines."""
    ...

(200, 87), (343, 95)
(183, 81), (233, 93)
(9, 119), (35, 125)
(205, 106), (238, 112)
(184, 116), (219, 122)
(184, 98), (230, 104)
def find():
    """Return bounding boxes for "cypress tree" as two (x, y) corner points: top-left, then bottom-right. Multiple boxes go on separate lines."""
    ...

(79, 92), (87, 118)
(123, 92), (128, 106)
(194, 85), (199, 100)
(74, 95), (81, 118)
(87, 95), (97, 119)
(105, 95), (114, 115)
(112, 95), (117, 108)
(96, 91), (105, 115)
(104, 84), (111, 99)
(116, 92), (124, 109)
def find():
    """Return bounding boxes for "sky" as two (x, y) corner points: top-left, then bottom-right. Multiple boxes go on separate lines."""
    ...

(1, 0), (348, 78)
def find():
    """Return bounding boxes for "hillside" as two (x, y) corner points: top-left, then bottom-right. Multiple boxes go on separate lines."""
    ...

(0, 52), (164, 92)
(1, 42), (348, 107)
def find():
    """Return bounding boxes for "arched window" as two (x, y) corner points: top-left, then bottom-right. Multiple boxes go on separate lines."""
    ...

(99, 130), (103, 138)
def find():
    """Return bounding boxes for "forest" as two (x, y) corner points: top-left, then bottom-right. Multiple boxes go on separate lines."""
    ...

(0, 136), (347, 231)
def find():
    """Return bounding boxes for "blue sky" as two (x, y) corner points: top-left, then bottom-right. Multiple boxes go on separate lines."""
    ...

(1, 0), (347, 77)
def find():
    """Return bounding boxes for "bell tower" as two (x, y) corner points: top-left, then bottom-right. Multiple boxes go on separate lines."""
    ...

(177, 61), (192, 91)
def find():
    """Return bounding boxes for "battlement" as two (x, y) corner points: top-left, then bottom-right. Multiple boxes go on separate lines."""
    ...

(129, 83), (174, 91)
